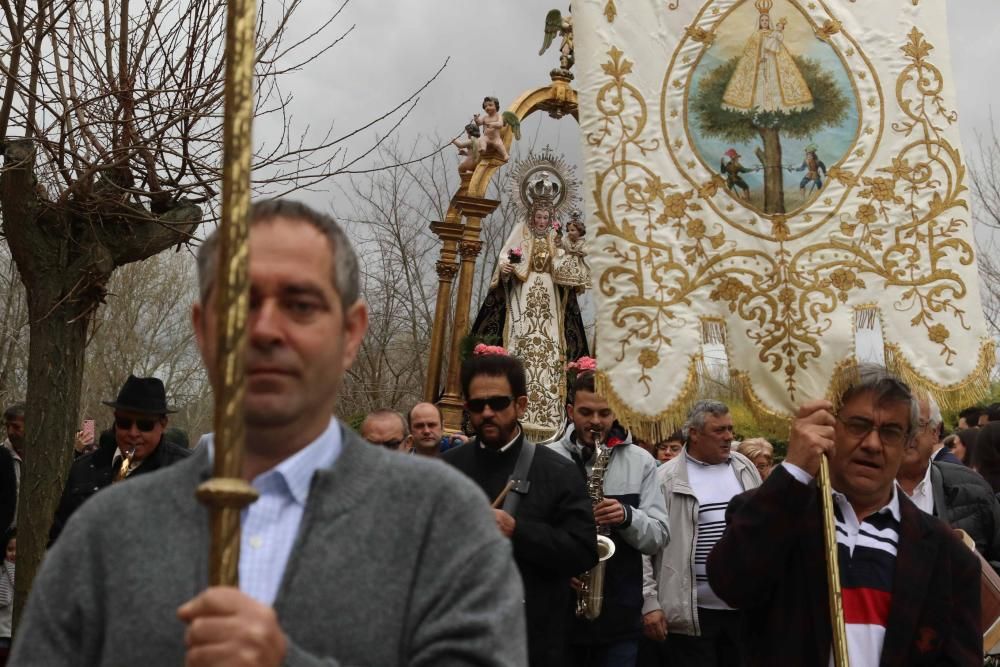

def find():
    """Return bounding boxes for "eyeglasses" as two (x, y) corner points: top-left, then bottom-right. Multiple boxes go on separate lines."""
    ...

(115, 416), (158, 432)
(837, 415), (908, 447)
(371, 438), (403, 450)
(464, 395), (514, 413)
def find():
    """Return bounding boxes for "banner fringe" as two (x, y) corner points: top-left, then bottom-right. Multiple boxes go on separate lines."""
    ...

(883, 339), (996, 412)
(595, 356), (703, 443)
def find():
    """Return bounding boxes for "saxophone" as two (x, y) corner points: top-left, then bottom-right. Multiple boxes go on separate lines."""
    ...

(576, 428), (617, 620)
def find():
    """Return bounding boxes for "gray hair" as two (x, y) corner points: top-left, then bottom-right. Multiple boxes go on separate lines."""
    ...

(840, 363), (919, 435)
(682, 399), (730, 439)
(363, 408), (409, 438)
(738, 437), (773, 460)
(3, 403), (24, 421)
(925, 394), (943, 427)
(196, 199), (360, 309)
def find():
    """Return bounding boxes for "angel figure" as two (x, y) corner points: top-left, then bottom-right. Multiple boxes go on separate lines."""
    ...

(539, 7), (574, 72)
(452, 122), (483, 175)
(474, 96), (521, 163)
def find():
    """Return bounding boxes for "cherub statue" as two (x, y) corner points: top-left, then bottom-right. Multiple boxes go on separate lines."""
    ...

(452, 122), (483, 175)
(539, 7), (574, 72)
(474, 96), (521, 163)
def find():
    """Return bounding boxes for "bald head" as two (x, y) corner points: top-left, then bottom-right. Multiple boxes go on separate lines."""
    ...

(408, 402), (444, 456)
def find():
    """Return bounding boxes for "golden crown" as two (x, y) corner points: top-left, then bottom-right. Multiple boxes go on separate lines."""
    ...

(755, 0), (773, 14)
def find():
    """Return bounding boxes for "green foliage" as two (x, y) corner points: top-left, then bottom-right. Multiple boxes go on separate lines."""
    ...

(691, 56), (851, 143)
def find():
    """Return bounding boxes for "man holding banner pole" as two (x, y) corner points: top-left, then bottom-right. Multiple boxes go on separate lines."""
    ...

(9, 200), (528, 666)
(707, 364), (981, 665)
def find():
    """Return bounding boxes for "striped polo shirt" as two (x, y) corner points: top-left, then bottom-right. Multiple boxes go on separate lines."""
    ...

(832, 486), (901, 666)
(782, 462), (901, 666)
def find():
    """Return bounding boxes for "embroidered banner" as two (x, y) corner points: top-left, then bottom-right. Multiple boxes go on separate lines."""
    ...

(576, 0), (994, 437)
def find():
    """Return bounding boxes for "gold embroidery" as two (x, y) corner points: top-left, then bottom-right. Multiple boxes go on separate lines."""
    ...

(588, 17), (989, 432)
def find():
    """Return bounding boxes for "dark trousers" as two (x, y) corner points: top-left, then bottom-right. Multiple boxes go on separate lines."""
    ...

(570, 639), (640, 667)
(661, 608), (742, 667)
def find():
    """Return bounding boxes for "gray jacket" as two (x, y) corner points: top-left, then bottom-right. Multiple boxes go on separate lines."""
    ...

(12, 424), (528, 667)
(548, 425), (669, 555)
(642, 448), (761, 636)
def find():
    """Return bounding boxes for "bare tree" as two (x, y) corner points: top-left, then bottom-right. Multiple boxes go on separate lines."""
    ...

(80, 249), (210, 442)
(0, 0), (441, 620)
(970, 120), (1000, 339)
(337, 138), (452, 419)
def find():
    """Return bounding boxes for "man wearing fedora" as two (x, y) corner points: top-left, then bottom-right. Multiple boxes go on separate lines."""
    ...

(49, 375), (190, 542)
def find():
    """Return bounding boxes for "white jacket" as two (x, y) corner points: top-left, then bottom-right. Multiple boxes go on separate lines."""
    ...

(642, 448), (761, 636)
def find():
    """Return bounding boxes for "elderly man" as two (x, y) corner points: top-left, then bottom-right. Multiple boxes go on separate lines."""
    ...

(707, 364), (981, 665)
(49, 375), (190, 542)
(896, 394), (1000, 569)
(14, 199), (526, 666)
(444, 352), (596, 667)
(550, 370), (669, 667)
(360, 408), (409, 452)
(642, 400), (761, 666)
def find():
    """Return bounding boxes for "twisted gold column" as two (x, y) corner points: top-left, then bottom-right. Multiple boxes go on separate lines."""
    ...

(195, 0), (259, 587)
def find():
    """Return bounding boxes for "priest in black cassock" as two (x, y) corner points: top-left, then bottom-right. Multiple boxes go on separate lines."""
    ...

(443, 350), (597, 667)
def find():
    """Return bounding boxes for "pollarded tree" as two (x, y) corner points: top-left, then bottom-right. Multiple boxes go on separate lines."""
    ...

(691, 56), (850, 214)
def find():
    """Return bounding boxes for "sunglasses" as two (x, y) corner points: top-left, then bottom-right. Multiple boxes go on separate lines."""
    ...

(372, 438), (403, 450)
(115, 416), (159, 432)
(465, 395), (514, 413)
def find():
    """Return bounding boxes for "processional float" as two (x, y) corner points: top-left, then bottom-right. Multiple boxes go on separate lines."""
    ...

(431, 0), (997, 663)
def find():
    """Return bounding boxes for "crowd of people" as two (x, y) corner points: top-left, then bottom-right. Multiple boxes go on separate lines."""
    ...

(0, 198), (998, 666)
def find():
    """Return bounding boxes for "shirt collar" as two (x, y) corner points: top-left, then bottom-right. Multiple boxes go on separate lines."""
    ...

(203, 417), (342, 506)
(684, 447), (730, 467)
(480, 426), (522, 453)
(833, 483), (902, 523)
(913, 460), (933, 495)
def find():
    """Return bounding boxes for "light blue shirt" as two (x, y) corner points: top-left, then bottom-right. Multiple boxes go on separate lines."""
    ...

(201, 418), (342, 605)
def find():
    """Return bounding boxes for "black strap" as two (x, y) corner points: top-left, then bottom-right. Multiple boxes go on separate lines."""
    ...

(501, 439), (536, 517)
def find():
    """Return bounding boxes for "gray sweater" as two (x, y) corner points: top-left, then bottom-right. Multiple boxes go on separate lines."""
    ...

(11, 425), (527, 666)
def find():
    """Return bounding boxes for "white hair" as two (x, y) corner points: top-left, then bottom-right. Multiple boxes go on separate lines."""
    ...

(925, 395), (942, 427)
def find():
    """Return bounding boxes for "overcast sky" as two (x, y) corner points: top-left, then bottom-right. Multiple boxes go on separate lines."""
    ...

(262, 0), (1000, 218)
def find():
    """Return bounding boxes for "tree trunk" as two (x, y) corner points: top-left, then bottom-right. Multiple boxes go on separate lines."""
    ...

(755, 126), (786, 215)
(14, 287), (92, 629)
(0, 139), (201, 630)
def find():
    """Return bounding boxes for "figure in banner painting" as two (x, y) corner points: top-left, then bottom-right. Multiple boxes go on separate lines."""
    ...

(689, 0), (857, 215)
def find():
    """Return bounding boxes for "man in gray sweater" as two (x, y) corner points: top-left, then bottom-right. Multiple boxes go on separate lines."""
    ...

(11, 199), (527, 667)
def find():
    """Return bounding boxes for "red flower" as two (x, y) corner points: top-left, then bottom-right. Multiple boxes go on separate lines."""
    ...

(473, 343), (508, 357)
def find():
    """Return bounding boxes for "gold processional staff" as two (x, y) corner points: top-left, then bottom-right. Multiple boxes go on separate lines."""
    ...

(194, 0), (259, 587)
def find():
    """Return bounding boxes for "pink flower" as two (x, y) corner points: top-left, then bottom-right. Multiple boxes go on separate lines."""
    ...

(509, 247), (523, 257)
(566, 356), (597, 372)
(474, 343), (508, 357)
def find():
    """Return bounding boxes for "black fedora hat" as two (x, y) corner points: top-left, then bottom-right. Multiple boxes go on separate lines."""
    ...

(102, 375), (176, 414)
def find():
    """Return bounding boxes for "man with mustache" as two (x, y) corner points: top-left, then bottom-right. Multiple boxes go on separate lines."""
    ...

(707, 364), (981, 665)
(13, 199), (527, 667)
(641, 400), (762, 667)
(444, 350), (597, 667)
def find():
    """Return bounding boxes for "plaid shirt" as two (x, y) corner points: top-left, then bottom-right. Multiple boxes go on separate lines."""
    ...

(706, 465), (981, 666)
